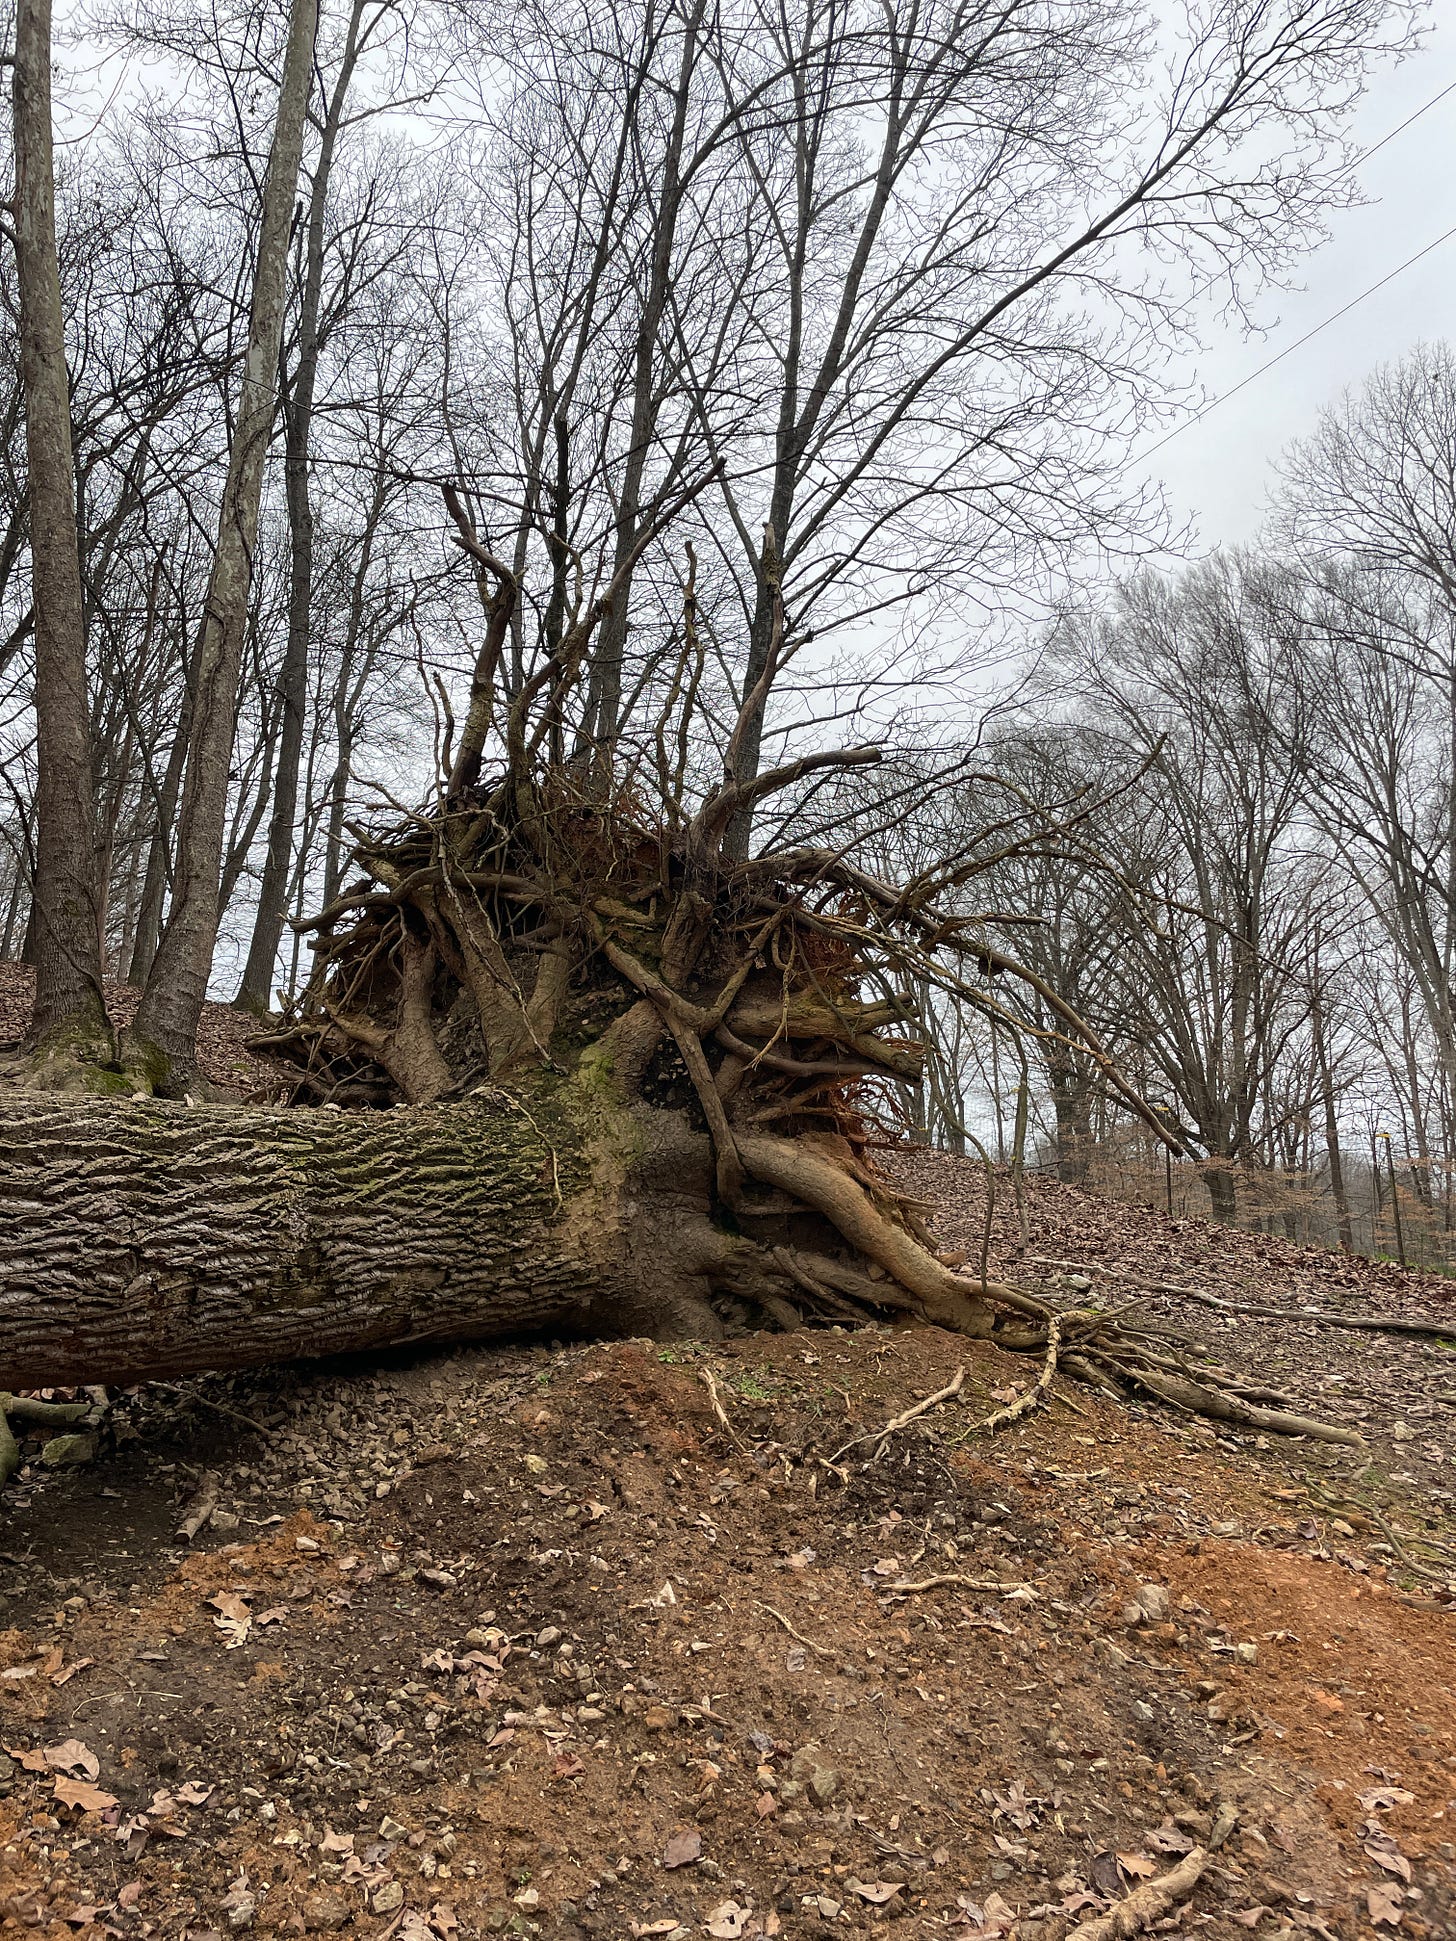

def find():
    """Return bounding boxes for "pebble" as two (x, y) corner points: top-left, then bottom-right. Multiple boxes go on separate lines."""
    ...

(1133, 1583), (1169, 1623)
(372, 1880), (405, 1914)
(535, 1625), (562, 1647)
(302, 1889), (349, 1931)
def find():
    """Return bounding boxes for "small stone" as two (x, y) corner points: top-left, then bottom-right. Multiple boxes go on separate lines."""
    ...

(40, 1433), (96, 1468)
(296, 1535), (321, 1553)
(643, 1703), (678, 1731)
(535, 1626), (562, 1648)
(371, 1881), (405, 1914)
(224, 1891), (256, 1931)
(1393, 1422), (1416, 1442)
(523, 1454), (549, 1475)
(302, 1889), (349, 1931)
(1134, 1583), (1169, 1623)
(577, 1706), (605, 1722)
(789, 1746), (840, 1806)
(379, 1815), (408, 1840)
(1132, 1700), (1155, 1723)
(1234, 1641), (1258, 1665)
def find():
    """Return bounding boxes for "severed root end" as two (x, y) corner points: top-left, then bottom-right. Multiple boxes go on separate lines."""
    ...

(1066, 1846), (1208, 1941)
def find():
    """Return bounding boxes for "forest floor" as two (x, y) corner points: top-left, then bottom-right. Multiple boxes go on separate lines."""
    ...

(5, 1136), (1456, 1940)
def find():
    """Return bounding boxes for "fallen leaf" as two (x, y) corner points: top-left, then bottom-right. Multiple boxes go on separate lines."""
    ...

(628, 1923), (680, 1938)
(706, 1903), (747, 1939)
(53, 1776), (119, 1813)
(662, 1826), (703, 1869)
(1359, 1787), (1416, 1812)
(1090, 1850), (1123, 1896)
(847, 1878), (905, 1904)
(1365, 1842), (1412, 1884)
(5, 1745), (51, 1772)
(319, 1830), (354, 1854)
(44, 1740), (100, 1780)
(51, 1657), (95, 1687)
(1367, 1882), (1405, 1927)
(254, 1606), (288, 1627)
(1118, 1853), (1158, 1879)
(176, 1781), (214, 1805)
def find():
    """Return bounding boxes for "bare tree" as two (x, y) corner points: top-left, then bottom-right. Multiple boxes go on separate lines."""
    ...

(125, 0), (319, 1085)
(9, 0), (107, 1061)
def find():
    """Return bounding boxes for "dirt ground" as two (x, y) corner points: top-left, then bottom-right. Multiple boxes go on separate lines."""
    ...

(5, 1153), (1456, 1941)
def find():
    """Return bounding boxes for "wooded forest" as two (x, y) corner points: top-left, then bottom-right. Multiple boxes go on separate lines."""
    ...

(1, 0), (1451, 1406)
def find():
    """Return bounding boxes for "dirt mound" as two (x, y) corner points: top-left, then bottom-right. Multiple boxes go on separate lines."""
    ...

(3, 1315), (1454, 1940)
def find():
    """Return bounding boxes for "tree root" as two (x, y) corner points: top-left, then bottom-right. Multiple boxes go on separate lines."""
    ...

(1065, 1847), (1208, 1941)
(827, 1366), (966, 1464)
(967, 1313), (1063, 1434)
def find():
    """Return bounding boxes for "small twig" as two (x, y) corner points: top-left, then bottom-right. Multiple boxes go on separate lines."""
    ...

(175, 1470), (221, 1543)
(755, 1601), (833, 1657)
(882, 1573), (1036, 1597)
(146, 1382), (270, 1436)
(700, 1369), (740, 1445)
(828, 1366), (965, 1465)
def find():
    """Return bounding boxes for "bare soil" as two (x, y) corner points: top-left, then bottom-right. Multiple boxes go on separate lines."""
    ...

(3, 1152), (1456, 1941)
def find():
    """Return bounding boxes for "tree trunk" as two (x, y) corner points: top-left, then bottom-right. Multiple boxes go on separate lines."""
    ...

(12, 0), (108, 1058)
(0, 1090), (727, 1390)
(127, 0), (318, 1084)
(236, 0), (368, 1013)
(1201, 1159), (1238, 1224)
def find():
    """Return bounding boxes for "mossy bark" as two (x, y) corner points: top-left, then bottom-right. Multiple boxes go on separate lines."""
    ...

(0, 1084), (692, 1389)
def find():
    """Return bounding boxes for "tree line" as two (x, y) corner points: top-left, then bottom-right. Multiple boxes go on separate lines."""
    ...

(886, 343), (1456, 1257)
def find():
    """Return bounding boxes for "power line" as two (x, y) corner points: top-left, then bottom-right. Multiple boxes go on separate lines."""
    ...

(1131, 72), (1456, 467)
(1136, 219), (1456, 466)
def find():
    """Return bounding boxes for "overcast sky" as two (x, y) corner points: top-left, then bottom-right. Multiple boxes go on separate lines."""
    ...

(1129, 11), (1456, 551)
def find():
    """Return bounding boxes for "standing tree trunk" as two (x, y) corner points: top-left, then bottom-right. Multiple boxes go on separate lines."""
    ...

(127, 0), (319, 1086)
(12, 0), (108, 1063)
(236, 0), (368, 1013)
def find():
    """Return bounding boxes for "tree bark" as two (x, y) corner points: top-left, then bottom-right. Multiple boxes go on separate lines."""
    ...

(0, 1090), (733, 1390)
(12, 0), (108, 1056)
(128, 0), (318, 1083)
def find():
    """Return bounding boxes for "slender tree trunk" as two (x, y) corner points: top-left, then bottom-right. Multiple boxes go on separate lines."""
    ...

(237, 0), (367, 1011)
(12, 0), (108, 1055)
(127, 0), (319, 1084)
(127, 677), (193, 985)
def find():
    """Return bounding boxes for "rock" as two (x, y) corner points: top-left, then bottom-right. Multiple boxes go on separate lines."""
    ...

(1133, 1583), (1169, 1623)
(535, 1626), (562, 1648)
(1393, 1422), (1416, 1442)
(643, 1703), (678, 1731)
(789, 1746), (841, 1806)
(302, 1889), (349, 1931)
(1132, 1700), (1155, 1723)
(223, 1890), (256, 1931)
(371, 1881), (405, 1914)
(40, 1433), (96, 1467)
(1234, 1641), (1258, 1665)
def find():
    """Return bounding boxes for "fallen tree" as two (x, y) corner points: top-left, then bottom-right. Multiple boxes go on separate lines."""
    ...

(0, 505), (1360, 1451)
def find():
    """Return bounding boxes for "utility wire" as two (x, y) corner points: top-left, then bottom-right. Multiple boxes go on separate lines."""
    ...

(1133, 74), (1456, 466)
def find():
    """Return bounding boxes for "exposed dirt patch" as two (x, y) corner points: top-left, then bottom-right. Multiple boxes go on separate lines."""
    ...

(3, 1314), (1454, 1941)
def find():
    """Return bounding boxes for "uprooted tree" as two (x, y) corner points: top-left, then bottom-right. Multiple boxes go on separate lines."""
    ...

(0, 537), (1363, 1453)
